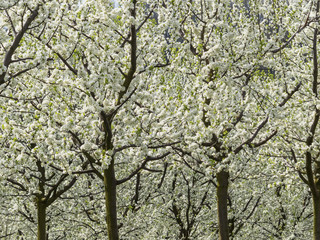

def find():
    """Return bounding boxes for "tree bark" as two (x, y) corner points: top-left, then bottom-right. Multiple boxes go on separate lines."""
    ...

(104, 159), (119, 240)
(216, 170), (229, 240)
(37, 199), (47, 240)
(313, 195), (320, 240)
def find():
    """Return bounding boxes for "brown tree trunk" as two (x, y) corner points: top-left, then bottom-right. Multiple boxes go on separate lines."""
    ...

(313, 195), (320, 240)
(217, 170), (229, 240)
(37, 199), (47, 240)
(104, 159), (119, 240)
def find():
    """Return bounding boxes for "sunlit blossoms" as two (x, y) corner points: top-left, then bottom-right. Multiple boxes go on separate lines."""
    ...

(0, 0), (320, 240)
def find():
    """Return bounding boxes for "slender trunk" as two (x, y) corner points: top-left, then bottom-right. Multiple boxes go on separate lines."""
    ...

(313, 195), (320, 240)
(182, 229), (189, 240)
(104, 159), (119, 240)
(217, 170), (229, 240)
(37, 199), (47, 240)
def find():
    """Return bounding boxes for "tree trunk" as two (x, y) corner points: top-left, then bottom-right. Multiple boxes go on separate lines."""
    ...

(313, 195), (320, 240)
(37, 199), (47, 240)
(216, 170), (229, 240)
(104, 159), (119, 240)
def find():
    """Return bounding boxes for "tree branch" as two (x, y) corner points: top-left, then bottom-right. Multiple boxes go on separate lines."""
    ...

(0, 5), (40, 85)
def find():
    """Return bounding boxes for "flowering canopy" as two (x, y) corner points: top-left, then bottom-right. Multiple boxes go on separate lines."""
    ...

(0, 0), (319, 239)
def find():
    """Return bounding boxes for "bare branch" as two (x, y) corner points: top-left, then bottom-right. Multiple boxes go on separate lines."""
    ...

(117, 152), (170, 185)
(234, 116), (269, 154)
